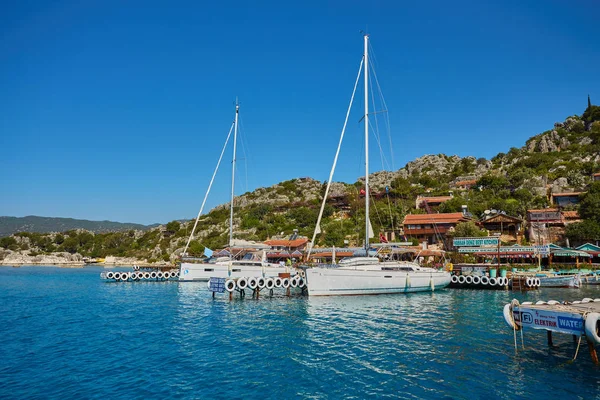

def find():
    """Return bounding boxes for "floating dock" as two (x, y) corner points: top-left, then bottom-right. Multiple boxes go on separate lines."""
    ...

(503, 298), (600, 364)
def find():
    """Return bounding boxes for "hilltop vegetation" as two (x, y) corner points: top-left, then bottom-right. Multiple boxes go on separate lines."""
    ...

(2, 101), (600, 262)
(0, 216), (153, 237)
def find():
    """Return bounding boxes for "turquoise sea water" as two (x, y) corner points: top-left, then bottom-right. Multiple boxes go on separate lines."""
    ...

(1, 266), (600, 399)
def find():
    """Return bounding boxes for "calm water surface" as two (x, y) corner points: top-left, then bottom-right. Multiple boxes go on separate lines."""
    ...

(2, 266), (600, 399)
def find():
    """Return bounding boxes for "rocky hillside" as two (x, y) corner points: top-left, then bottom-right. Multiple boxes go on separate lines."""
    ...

(2, 101), (599, 263)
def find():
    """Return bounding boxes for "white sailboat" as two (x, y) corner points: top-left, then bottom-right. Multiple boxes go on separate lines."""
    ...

(304, 34), (451, 296)
(178, 102), (290, 282)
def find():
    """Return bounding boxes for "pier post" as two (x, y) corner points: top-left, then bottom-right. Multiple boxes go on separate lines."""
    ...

(588, 341), (599, 365)
(547, 330), (553, 347)
(229, 291), (233, 301)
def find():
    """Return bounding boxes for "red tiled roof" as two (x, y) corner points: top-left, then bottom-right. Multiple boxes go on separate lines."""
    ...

(264, 238), (308, 247)
(562, 211), (580, 218)
(528, 208), (559, 213)
(593, 172), (600, 177)
(403, 213), (468, 225)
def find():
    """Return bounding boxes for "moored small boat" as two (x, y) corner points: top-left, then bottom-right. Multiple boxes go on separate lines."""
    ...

(538, 274), (581, 288)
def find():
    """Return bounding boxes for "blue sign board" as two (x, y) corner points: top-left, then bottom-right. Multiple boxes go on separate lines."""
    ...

(208, 277), (226, 293)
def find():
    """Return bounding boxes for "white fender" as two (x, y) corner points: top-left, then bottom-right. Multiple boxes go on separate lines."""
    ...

(265, 278), (275, 290)
(585, 312), (600, 345)
(473, 276), (481, 285)
(274, 277), (282, 288)
(451, 275), (458, 284)
(489, 277), (497, 286)
(526, 277), (533, 287)
(131, 272), (138, 280)
(503, 301), (521, 331)
(290, 276), (299, 288)
(297, 277), (305, 288)
(500, 277), (508, 286)
(465, 276), (473, 284)
(458, 275), (466, 284)
(248, 277), (258, 290)
(237, 277), (248, 290)
(207, 279), (212, 290)
(107, 271), (115, 280)
(163, 271), (171, 279)
(547, 300), (560, 305)
(535, 278), (541, 286)
(150, 271), (157, 279)
(282, 277), (290, 288)
(144, 272), (151, 279)
(225, 279), (236, 292)
(481, 276), (489, 285)
(157, 271), (164, 279)
(582, 298), (593, 303)
(121, 273), (129, 282)
(257, 277), (266, 289)
(237, 277), (248, 289)
(113, 272), (121, 280)
(535, 301), (546, 305)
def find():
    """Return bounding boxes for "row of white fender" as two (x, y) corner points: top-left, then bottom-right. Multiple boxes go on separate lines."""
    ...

(524, 277), (541, 287)
(503, 299), (600, 345)
(218, 275), (306, 292)
(105, 271), (178, 281)
(450, 275), (510, 286)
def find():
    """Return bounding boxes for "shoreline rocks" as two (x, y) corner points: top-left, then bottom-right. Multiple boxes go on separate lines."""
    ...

(0, 250), (173, 267)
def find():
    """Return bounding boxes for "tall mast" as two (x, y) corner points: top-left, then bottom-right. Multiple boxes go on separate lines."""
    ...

(229, 100), (239, 258)
(364, 34), (370, 251)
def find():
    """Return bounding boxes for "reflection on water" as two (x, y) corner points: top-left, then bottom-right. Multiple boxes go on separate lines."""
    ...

(2, 267), (600, 399)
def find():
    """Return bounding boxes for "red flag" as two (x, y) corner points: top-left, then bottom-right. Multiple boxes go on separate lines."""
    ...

(379, 233), (388, 243)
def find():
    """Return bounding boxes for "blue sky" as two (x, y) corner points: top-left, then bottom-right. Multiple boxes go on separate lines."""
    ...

(2, 0), (599, 225)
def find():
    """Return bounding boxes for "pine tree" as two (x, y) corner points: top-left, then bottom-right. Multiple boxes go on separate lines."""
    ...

(589, 94), (592, 109)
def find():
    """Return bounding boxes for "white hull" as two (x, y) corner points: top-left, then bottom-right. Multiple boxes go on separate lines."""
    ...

(178, 262), (291, 282)
(305, 265), (451, 296)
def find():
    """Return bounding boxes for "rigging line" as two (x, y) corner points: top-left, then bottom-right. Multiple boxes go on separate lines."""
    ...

(368, 45), (396, 232)
(368, 117), (391, 170)
(183, 122), (235, 256)
(308, 56), (364, 260)
(238, 116), (250, 194)
(386, 190), (395, 233)
(370, 189), (384, 230)
(370, 42), (395, 171)
(368, 64), (385, 172)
